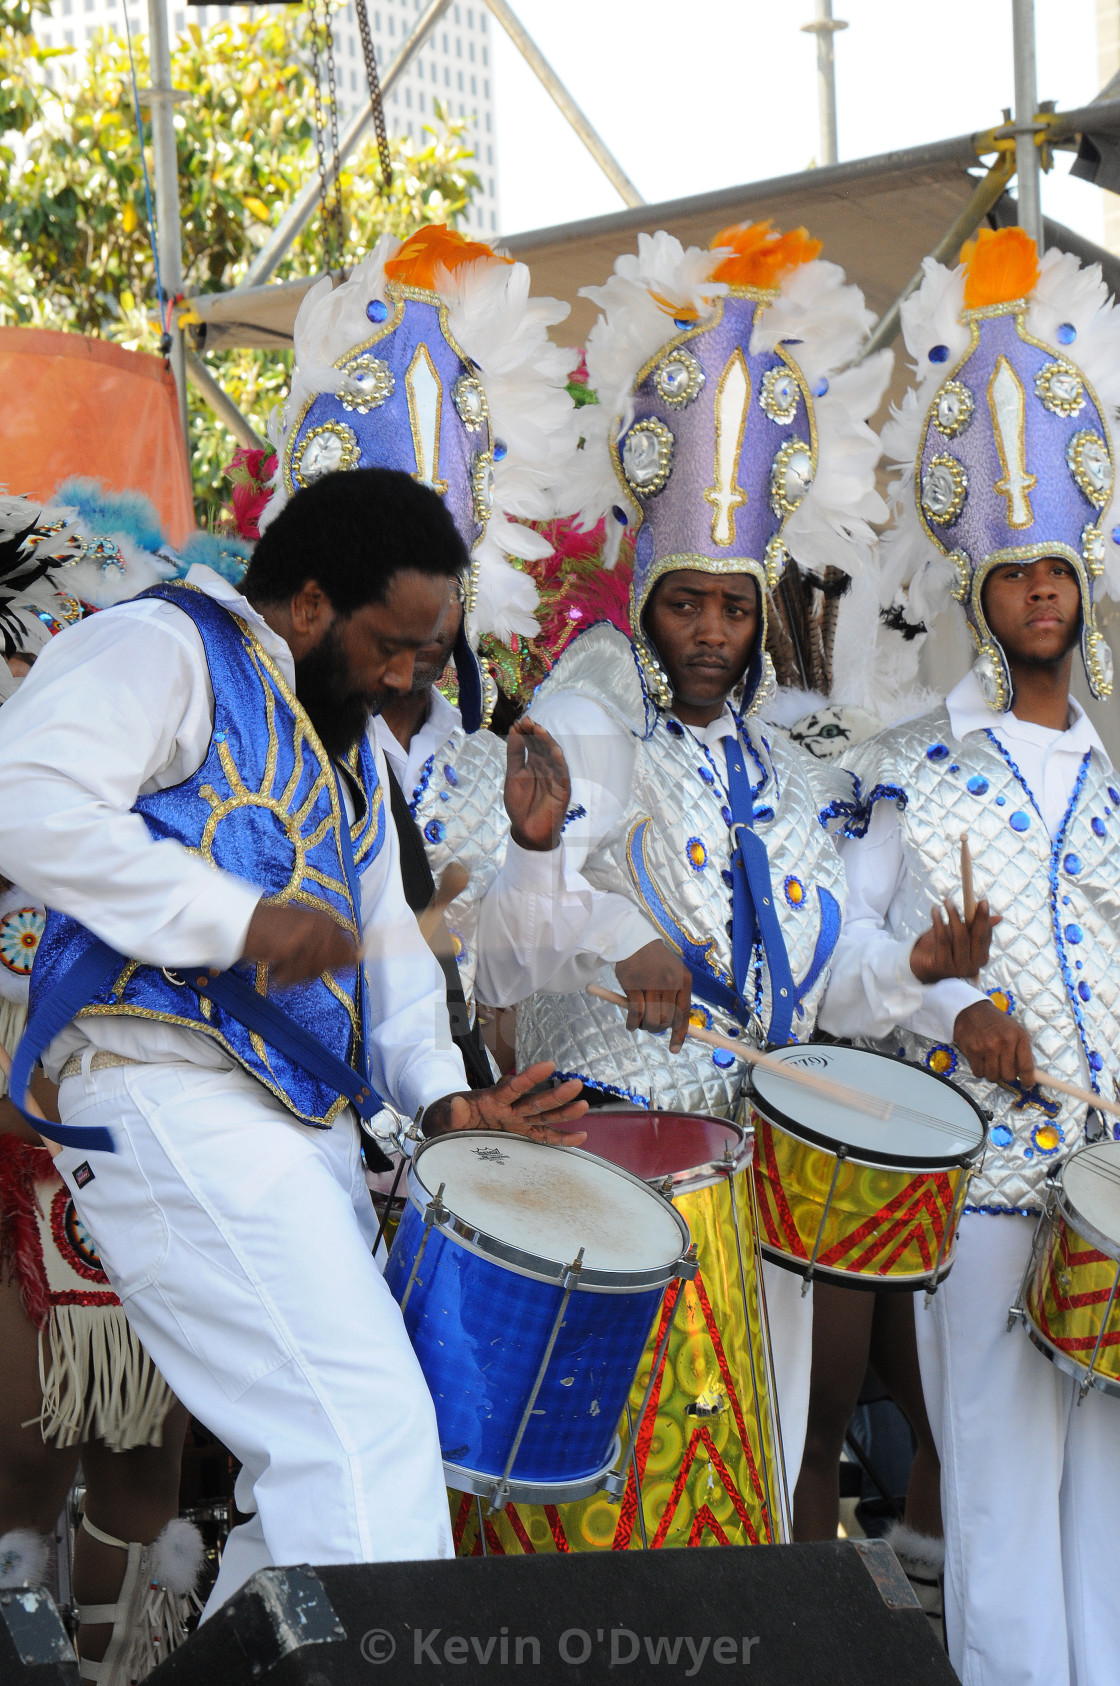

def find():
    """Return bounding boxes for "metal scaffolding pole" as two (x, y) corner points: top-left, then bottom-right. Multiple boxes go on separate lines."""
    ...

(185, 352), (268, 451)
(1012, 0), (1043, 250)
(242, 0), (455, 290)
(801, 0), (848, 167)
(145, 0), (188, 452)
(483, 0), (643, 207)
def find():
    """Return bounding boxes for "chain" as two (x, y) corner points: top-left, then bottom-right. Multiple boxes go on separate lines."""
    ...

(307, 0), (345, 269)
(353, 0), (393, 196)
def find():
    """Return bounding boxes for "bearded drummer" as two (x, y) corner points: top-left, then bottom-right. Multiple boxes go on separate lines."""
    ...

(820, 228), (1120, 1686)
(473, 222), (906, 1504)
(0, 466), (587, 1616)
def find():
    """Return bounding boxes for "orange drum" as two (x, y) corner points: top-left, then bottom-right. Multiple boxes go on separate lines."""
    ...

(749, 1044), (986, 1289)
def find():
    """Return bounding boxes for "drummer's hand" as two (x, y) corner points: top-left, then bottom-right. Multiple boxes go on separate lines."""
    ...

(422, 1062), (588, 1146)
(910, 898), (1001, 984)
(614, 940), (693, 1054)
(241, 901), (359, 987)
(953, 999), (1035, 1086)
(504, 718), (572, 852)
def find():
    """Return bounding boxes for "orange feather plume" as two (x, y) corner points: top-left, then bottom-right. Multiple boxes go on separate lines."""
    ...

(383, 225), (512, 291)
(709, 221), (822, 289)
(961, 226), (1039, 310)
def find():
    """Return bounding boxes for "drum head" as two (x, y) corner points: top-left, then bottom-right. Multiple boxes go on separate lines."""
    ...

(410, 1133), (687, 1281)
(578, 1111), (748, 1182)
(750, 1043), (985, 1168)
(1061, 1142), (1120, 1262)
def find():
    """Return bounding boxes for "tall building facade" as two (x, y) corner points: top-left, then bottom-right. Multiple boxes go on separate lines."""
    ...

(34, 0), (500, 237)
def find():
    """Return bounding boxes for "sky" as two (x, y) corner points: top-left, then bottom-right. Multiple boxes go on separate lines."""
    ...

(488, 0), (1109, 248)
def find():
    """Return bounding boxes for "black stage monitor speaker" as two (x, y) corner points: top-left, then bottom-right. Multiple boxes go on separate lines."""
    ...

(148, 1539), (958, 1685)
(0, 1587), (79, 1684)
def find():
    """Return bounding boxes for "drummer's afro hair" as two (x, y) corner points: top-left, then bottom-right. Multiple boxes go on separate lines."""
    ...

(242, 467), (469, 615)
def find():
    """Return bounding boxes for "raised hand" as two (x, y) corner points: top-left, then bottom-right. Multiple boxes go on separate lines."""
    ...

(953, 998), (1035, 1086)
(910, 898), (1001, 985)
(422, 1061), (588, 1146)
(613, 939), (694, 1054)
(503, 717), (572, 853)
(241, 901), (359, 987)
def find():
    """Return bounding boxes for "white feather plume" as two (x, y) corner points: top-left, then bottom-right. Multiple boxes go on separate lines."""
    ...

(261, 238), (582, 646)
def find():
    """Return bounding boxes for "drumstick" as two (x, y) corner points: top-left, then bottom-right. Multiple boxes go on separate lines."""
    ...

(585, 984), (894, 1121)
(585, 986), (1120, 1124)
(960, 833), (979, 985)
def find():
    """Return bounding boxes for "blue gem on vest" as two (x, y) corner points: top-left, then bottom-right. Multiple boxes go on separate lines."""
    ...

(990, 1123), (1013, 1147)
(1092, 817), (1107, 837)
(721, 805), (733, 826)
(439, 791), (449, 801)
(666, 718), (684, 736)
(1090, 1051), (1104, 1071)
(424, 819), (446, 844)
(1064, 853), (1082, 875)
(1110, 786), (1120, 804)
(1009, 811), (1030, 831)
(1065, 923), (1084, 944)
(712, 1047), (735, 1068)
(1079, 982), (1092, 1002)
(214, 730), (227, 742)
(813, 377), (829, 397)
(929, 344), (950, 363)
(754, 806), (775, 823)
(493, 440), (508, 461)
(1076, 960), (1083, 970)
(612, 506), (629, 527)
(1057, 322), (1077, 345)
(996, 795), (1006, 806)
(444, 765), (459, 786)
(949, 764), (959, 773)
(673, 317), (693, 330)
(366, 299), (388, 323)
(721, 869), (734, 887)
(698, 765), (714, 784)
(927, 743), (950, 761)
(966, 774), (989, 795)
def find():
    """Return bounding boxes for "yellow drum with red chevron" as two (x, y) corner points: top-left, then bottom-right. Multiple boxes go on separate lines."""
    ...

(750, 1044), (986, 1289)
(450, 1111), (786, 1555)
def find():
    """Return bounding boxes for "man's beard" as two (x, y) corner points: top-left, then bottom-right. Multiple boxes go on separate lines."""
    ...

(294, 625), (388, 759)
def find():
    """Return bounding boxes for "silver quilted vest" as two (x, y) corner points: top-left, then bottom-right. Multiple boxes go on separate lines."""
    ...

(843, 706), (1120, 1213)
(411, 723), (508, 1012)
(516, 624), (850, 1113)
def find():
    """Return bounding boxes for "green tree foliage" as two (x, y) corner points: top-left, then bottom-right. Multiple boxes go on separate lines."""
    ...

(0, 10), (480, 522)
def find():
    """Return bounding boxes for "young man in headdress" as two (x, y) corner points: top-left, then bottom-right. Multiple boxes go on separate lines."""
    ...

(822, 227), (1120, 1686)
(0, 466), (585, 1617)
(474, 223), (894, 1544)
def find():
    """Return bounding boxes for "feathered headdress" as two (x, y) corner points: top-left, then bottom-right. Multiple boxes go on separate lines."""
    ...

(878, 226), (1120, 711)
(261, 225), (582, 727)
(0, 480), (250, 664)
(568, 222), (892, 709)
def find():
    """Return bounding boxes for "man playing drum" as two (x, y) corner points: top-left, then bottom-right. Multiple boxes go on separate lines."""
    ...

(0, 467), (586, 1615)
(476, 222), (894, 1525)
(821, 228), (1120, 1686)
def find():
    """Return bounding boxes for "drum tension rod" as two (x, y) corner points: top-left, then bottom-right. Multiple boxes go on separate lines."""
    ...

(604, 1245), (699, 1503)
(1007, 1187), (1055, 1332)
(398, 1182), (449, 1316)
(488, 1248), (586, 1517)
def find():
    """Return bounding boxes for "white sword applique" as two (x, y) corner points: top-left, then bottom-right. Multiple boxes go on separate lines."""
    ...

(989, 353), (1037, 529)
(704, 349), (750, 546)
(405, 344), (448, 494)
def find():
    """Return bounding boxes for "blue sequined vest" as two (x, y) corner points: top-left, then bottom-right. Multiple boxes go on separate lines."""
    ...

(31, 583), (386, 1127)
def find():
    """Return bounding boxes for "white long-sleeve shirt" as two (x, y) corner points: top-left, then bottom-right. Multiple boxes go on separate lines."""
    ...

(819, 667), (1110, 1048)
(475, 693), (741, 1006)
(0, 565), (465, 1117)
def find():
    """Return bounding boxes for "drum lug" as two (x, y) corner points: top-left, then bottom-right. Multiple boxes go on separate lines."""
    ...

(677, 1244), (699, 1283)
(602, 1468), (627, 1501)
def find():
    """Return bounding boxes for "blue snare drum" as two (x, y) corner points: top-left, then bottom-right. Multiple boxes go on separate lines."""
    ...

(384, 1132), (691, 1507)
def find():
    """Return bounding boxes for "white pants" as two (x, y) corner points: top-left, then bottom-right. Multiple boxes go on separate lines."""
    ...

(54, 1062), (453, 1613)
(915, 1211), (1120, 1686)
(761, 1259), (813, 1501)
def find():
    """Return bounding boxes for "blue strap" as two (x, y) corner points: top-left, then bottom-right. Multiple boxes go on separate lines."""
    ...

(9, 943), (124, 1152)
(687, 965), (749, 1027)
(723, 735), (796, 1047)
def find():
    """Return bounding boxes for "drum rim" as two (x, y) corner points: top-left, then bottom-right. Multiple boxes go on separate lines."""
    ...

(577, 1109), (754, 1191)
(748, 1044), (988, 1170)
(1053, 1142), (1120, 1265)
(1021, 1317), (1120, 1399)
(406, 1133), (691, 1291)
(757, 1239), (957, 1291)
(444, 1434), (623, 1507)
